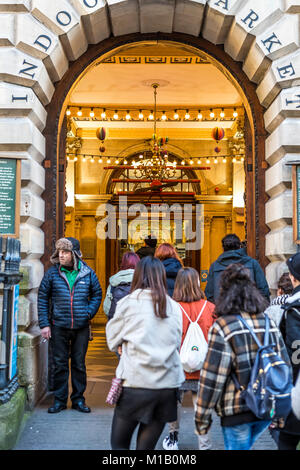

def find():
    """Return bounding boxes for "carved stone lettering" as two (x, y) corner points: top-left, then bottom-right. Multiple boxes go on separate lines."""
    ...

(261, 32), (282, 54)
(34, 34), (52, 52)
(241, 9), (259, 29)
(19, 59), (38, 79)
(83, 0), (98, 7)
(56, 10), (72, 26)
(285, 95), (300, 108)
(12, 95), (28, 102)
(214, 0), (229, 10)
(277, 62), (296, 79)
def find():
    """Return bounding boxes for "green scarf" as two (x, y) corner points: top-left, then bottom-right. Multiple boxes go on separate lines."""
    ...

(61, 260), (81, 292)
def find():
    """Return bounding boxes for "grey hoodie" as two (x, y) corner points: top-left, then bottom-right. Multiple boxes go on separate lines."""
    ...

(103, 269), (135, 316)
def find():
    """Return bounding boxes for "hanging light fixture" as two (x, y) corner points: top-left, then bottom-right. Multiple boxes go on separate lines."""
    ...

(139, 110), (144, 119)
(223, 157), (226, 163)
(161, 111), (167, 121)
(220, 108), (225, 119)
(90, 108), (95, 118)
(77, 107), (82, 117)
(66, 108), (71, 116)
(185, 109), (190, 120)
(126, 110), (131, 120)
(113, 110), (119, 120)
(148, 110), (154, 120)
(197, 110), (203, 120)
(174, 110), (179, 120)
(210, 109), (215, 119)
(233, 108), (238, 118)
(101, 108), (106, 119)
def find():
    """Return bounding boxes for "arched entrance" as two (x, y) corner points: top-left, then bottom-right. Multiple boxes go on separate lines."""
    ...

(43, 33), (267, 274)
(2, 2), (298, 407)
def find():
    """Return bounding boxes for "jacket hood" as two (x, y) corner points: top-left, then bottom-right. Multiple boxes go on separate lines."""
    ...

(162, 257), (182, 275)
(216, 248), (250, 267)
(109, 269), (135, 287)
(283, 288), (300, 309)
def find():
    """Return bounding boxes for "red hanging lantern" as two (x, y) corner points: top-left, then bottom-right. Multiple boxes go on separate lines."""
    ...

(96, 127), (106, 142)
(212, 127), (225, 143)
(99, 146), (106, 153)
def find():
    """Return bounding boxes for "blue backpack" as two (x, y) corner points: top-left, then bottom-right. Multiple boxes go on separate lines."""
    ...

(232, 314), (293, 420)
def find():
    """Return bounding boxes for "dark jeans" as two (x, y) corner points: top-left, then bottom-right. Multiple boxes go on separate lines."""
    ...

(50, 325), (89, 405)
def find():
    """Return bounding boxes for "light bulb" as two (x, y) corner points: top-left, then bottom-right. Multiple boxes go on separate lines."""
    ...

(173, 161), (177, 167)
(90, 108), (95, 118)
(107, 159), (111, 164)
(82, 156), (86, 162)
(233, 108), (238, 118)
(124, 159), (128, 164)
(214, 158), (218, 164)
(126, 111), (131, 120)
(113, 111), (119, 120)
(149, 111), (154, 120)
(77, 108), (82, 117)
(206, 158), (210, 164)
(197, 110), (202, 120)
(232, 157), (237, 163)
(66, 108), (71, 116)
(115, 160), (119, 164)
(99, 158), (102, 163)
(197, 159), (202, 165)
(90, 157), (94, 163)
(241, 156), (245, 162)
(223, 157), (226, 163)
(74, 156), (78, 162)
(139, 154), (143, 159)
(220, 109), (225, 118)
(210, 109), (215, 119)
(174, 110), (179, 120)
(139, 110), (144, 119)
(185, 110), (190, 120)
(181, 160), (185, 165)
(189, 160), (193, 165)
(101, 109), (106, 119)
(161, 112), (167, 121)
(67, 156), (70, 161)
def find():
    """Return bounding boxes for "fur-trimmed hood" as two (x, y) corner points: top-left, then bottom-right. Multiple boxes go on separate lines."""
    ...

(50, 237), (83, 270)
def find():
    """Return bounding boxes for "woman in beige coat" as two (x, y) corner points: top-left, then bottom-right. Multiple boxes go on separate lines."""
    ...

(106, 256), (185, 450)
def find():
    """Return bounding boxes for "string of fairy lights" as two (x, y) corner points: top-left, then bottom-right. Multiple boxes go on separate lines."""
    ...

(66, 153), (245, 164)
(66, 106), (241, 121)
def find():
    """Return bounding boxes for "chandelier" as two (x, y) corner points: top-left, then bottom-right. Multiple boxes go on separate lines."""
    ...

(131, 84), (177, 181)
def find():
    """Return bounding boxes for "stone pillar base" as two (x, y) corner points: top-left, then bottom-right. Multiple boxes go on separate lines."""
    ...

(0, 387), (26, 450)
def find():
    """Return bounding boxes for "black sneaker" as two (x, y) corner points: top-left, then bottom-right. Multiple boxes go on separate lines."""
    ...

(162, 431), (179, 450)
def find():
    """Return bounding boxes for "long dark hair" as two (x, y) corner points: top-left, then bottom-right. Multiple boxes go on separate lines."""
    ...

(173, 267), (204, 303)
(130, 256), (168, 319)
(214, 263), (269, 317)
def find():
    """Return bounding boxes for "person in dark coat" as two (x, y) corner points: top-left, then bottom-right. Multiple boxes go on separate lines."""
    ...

(155, 243), (183, 297)
(38, 237), (102, 414)
(136, 234), (157, 259)
(277, 253), (300, 450)
(205, 234), (270, 303)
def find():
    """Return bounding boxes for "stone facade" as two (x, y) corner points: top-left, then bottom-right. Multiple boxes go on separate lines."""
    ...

(0, 0), (300, 407)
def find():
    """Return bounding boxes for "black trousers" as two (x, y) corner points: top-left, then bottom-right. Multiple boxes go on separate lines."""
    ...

(278, 431), (300, 450)
(50, 325), (89, 405)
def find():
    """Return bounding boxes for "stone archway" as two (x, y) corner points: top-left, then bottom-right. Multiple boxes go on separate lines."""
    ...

(1, 0), (299, 406)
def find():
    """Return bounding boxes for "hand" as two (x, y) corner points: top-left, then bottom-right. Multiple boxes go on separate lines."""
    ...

(41, 326), (51, 340)
(118, 346), (122, 356)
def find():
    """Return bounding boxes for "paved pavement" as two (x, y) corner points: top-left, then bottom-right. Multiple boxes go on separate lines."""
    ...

(14, 325), (276, 451)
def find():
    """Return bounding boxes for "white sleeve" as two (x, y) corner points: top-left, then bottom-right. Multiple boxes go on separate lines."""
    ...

(292, 372), (300, 420)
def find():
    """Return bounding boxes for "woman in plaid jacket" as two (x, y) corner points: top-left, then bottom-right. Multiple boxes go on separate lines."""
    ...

(195, 263), (290, 450)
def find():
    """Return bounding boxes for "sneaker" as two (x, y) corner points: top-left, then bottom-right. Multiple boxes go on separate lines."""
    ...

(162, 432), (179, 451)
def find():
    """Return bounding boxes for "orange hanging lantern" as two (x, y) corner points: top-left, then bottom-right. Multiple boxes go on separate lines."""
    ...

(212, 127), (225, 143)
(96, 127), (106, 142)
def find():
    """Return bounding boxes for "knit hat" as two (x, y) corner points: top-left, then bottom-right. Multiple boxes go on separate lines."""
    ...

(50, 237), (83, 270)
(287, 253), (300, 281)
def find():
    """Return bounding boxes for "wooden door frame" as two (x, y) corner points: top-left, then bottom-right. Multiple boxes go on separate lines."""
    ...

(42, 32), (268, 270)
